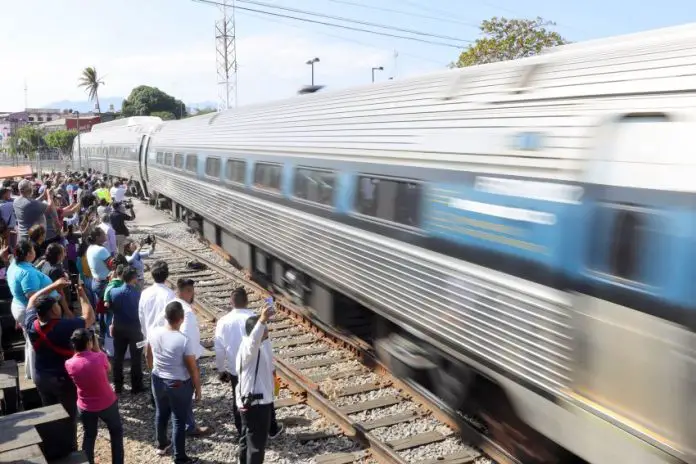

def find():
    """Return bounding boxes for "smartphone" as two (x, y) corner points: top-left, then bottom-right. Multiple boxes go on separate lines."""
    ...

(264, 297), (274, 306)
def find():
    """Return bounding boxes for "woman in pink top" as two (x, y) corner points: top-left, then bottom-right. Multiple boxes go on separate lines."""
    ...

(65, 328), (123, 464)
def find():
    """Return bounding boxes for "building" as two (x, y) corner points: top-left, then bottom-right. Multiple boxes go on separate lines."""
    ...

(24, 108), (62, 124)
(39, 115), (101, 133)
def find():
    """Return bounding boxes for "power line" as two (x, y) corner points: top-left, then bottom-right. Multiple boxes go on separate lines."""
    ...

(236, 8), (446, 65)
(233, 0), (470, 43)
(322, 0), (479, 28)
(193, 0), (467, 48)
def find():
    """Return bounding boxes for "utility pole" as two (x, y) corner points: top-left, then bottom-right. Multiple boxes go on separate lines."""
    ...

(215, 0), (237, 110)
(23, 79), (28, 110)
(306, 57), (320, 86)
(73, 111), (82, 168)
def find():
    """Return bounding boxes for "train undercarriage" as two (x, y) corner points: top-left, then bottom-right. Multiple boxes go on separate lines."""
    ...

(153, 189), (584, 464)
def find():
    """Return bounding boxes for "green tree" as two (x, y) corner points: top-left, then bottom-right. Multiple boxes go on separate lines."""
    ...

(15, 126), (45, 159)
(44, 129), (78, 156)
(121, 86), (188, 119)
(78, 66), (105, 113)
(454, 17), (568, 67)
(150, 111), (176, 121)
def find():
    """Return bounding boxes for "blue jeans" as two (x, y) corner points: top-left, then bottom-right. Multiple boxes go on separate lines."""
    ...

(186, 361), (203, 432)
(91, 279), (108, 338)
(79, 400), (124, 464)
(152, 374), (193, 463)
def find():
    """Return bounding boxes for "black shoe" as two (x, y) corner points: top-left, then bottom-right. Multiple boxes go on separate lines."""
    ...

(269, 423), (284, 439)
(174, 457), (199, 464)
(131, 386), (147, 394)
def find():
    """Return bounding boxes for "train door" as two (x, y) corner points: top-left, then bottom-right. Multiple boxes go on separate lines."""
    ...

(138, 134), (150, 197)
(572, 113), (696, 456)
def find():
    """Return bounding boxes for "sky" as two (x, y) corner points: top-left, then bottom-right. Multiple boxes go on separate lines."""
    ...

(2, 0), (696, 111)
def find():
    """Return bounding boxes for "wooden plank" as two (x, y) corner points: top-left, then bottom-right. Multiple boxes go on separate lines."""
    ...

(0, 425), (42, 453)
(421, 450), (481, 464)
(310, 368), (365, 382)
(291, 357), (343, 370)
(0, 360), (19, 414)
(296, 431), (340, 443)
(268, 320), (296, 331)
(360, 411), (421, 431)
(335, 382), (382, 398)
(268, 328), (303, 339)
(387, 430), (446, 451)
(340, 396), (402, 415)
(0, 444), (47, 464)
(279, 346), (331, 359)
(272, 335), (315, 349)
(314, 452), (361, 464)
(274, 396), (304, 408)
(4, 404), (69, 427)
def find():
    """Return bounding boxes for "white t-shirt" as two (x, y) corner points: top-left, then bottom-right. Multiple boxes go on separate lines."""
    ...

(148, 326), (195, 380)
(110, 186), (127, 203)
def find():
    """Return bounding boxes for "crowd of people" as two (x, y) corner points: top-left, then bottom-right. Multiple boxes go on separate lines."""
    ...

(0, 169), (284, 464)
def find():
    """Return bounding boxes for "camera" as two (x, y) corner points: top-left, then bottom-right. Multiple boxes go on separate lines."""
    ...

(142, 234), (156, 245)
(241, 393), (263, 409)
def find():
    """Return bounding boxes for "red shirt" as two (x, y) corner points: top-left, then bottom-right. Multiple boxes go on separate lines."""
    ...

(65, 351), (117, 412)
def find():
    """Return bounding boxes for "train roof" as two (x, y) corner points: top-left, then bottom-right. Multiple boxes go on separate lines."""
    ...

(83, 22), (696, 180)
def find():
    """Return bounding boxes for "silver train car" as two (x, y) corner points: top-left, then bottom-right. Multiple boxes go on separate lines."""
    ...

(75, 23), (696, 464)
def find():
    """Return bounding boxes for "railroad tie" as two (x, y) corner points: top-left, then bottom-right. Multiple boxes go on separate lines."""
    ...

(420, 449), (482, 464)
(387, 430), (447, 451)
(339, 396), (402, 415)
(314, 452), (362, 464)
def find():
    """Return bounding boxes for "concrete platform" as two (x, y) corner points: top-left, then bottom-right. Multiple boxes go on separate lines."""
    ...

(130, 199), (176, 228)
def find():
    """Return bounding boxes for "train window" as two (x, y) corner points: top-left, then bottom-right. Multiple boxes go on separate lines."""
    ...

(185, 154), (198, 172)
(164, 153), (173, 165)
(590, 203), (656, 284)
(294, 168), (335, 206)
(254, 163), (282, 191)
(205, 157), (221, 177)
(156, 152), (164, 164)
(174, 153), (184, 169)
(225, 159), (246, 184)
(355, 175), (422, 228)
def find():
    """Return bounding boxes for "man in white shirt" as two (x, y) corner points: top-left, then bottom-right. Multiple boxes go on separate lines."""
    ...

(172, 278), (210, 437)
(236, 304), (274, 464)
(214, 287), (255, 436)
(138, 261), (175, 341)
(110, 180), (127, 203)
(97, 213), (117, 256)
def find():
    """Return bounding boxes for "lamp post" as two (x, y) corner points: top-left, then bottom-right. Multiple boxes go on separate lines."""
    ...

(73, 110), (82, 168)
(306, 57), (320, 86)
(371, 66), (384, 83)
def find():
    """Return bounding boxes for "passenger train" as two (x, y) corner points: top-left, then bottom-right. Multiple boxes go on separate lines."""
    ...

(74, 23), (696, 464)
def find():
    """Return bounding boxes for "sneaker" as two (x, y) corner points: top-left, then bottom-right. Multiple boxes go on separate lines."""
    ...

(156, 443), (172, 456)
(269, 422), (284, 439)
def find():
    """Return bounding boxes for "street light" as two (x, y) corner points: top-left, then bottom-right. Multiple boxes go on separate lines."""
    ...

(371, 66), (384, 83)
(73, 110), (82, 168)
(306, 57), (320, 86)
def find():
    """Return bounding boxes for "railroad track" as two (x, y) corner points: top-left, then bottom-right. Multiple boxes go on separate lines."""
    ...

(142, 233), (516, 464)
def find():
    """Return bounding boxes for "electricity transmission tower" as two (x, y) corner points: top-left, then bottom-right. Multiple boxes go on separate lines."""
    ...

(215, 0), (237, 110)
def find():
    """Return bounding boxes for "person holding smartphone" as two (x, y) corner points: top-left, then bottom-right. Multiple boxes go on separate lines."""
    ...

(235, 302), (275, 464)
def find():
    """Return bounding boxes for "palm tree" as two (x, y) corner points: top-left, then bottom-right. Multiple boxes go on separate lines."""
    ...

(78, 67), (105, 113)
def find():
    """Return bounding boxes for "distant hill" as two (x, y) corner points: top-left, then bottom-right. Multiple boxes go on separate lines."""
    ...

(43, 97), (124, 113)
